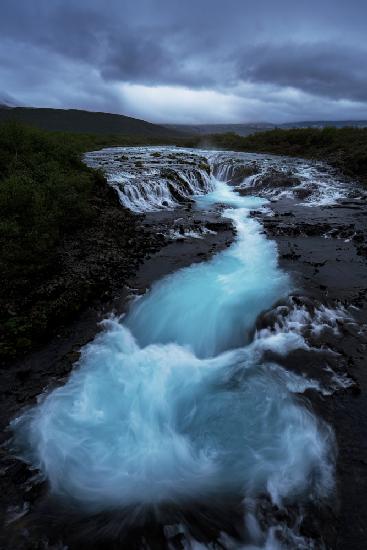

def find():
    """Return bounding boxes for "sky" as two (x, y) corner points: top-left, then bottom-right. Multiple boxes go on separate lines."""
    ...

(1, 0), (367, 124)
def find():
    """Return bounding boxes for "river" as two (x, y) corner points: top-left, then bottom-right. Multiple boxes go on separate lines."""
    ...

(10, 147), (366, 549)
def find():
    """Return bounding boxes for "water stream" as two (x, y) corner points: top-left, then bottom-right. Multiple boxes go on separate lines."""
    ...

(11, 148), (340, 548)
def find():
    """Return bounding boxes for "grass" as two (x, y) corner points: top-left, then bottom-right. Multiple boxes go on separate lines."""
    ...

(0, 122), (189, 361)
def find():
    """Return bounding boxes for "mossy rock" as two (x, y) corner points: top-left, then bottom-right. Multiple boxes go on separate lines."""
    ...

(199, 161), (211, 174)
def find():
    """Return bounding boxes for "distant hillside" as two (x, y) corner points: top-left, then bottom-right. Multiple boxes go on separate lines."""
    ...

(281, 120), (367, 129)
(165, 123), (275, 137)
(166, 120), (367, 137)
(0, 107), (183, 138)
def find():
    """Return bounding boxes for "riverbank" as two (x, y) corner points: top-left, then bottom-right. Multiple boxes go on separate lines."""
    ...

(0, 189), (234, 550)
(257, 195), (367, 549)
(0, 123), (199, 364)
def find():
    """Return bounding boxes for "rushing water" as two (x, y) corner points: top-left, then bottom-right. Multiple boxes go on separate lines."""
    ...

(11, 149), (338, 548)
(85, 146), (349, 212)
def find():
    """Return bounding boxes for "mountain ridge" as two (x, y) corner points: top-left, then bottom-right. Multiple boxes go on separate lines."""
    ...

(165, 120), (367, 137)
(1, 105), (367, 138)
(0, 106), (184, 138)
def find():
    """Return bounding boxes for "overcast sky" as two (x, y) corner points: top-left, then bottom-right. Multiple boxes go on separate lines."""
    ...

(1, 0), (367, 123)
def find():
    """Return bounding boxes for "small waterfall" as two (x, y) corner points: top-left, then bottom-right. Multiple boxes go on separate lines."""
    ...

(212, 159), (259, 185)
(10, 147), (338, 548)
(111, 168), (214, 212)
(210, 151), (349, 205)
(84, 148), (215, 213)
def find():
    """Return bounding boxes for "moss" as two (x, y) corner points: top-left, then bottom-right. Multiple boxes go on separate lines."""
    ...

(198, 161), (211, 174)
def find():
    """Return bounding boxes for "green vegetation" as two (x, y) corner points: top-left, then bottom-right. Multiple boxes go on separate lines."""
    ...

(0, 123), (97, 359)
(0, 124), (91, 277)
(203, 127), (367, 184)
(0, 122), (175, 362)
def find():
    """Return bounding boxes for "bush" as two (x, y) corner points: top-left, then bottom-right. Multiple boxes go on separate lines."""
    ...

(0, 122), (102, 359)
(0, 121), (194, 361)
(0, 123), (96, 289)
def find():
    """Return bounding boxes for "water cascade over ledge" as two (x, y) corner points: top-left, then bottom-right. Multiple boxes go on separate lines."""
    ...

(10, 148), (337, 548)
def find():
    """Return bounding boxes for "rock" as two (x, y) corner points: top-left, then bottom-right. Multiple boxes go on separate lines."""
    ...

(213, 162), (259, 184)
(294, 187), (314, 199)
(205, 221), (233, 232)
(252, 169), (301, 191)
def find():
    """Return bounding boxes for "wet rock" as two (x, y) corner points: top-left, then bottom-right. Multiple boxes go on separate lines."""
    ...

(294, 186), (314, 199)
(281, 251), (301, 260)
(167, 181), (185, 203)
(198, 161), (211, 174)
(213, 162), (259, 184)
(205, 221), (233, 232)
(254, 169), (301, 190)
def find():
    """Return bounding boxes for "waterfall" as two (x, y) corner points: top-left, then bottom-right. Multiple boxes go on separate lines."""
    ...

(10, 147), (336, 548)
(84, 147), (215, 212)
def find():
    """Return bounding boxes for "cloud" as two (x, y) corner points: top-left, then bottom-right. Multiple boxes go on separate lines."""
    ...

(1, 0), (367, 122)
(241, 43), (367, 103)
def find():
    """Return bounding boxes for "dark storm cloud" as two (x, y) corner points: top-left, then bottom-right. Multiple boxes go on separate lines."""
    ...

(242, 43), (367, 103)
(1, 0), (367, 122)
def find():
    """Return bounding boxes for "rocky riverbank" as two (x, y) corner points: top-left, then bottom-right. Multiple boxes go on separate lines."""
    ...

(213, 151), (367, 547)
(257, 196), (367, 549)
(217, 153), (367, 548)
(0, 160), (234, 550)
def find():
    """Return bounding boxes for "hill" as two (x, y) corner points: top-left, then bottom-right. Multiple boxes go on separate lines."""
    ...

(165, 123), (275, 137)
(0, 107), (183, 138)
(166, 120), (367, 137)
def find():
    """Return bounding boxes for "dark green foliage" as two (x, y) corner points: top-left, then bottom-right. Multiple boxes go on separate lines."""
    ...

(0, 122), (94, 282)
(202, 127), (367, 184)
(0, 123), (102, 358)
(0, 121), (176, 362)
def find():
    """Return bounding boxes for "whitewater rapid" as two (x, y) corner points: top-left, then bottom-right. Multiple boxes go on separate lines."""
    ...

(11, 152), (336, 548)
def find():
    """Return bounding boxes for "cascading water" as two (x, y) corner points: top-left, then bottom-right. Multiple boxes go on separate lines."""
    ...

(85, 147), (214, 212)
(126, 195), (284, 358)
(10, 149), (336, 548)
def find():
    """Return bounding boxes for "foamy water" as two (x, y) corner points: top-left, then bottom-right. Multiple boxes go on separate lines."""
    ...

(84, 146), (349, 213)
(11, 149), (340, 548)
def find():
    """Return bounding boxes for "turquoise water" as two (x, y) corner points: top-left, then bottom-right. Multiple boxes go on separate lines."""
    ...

(11, 176), (334, 545)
